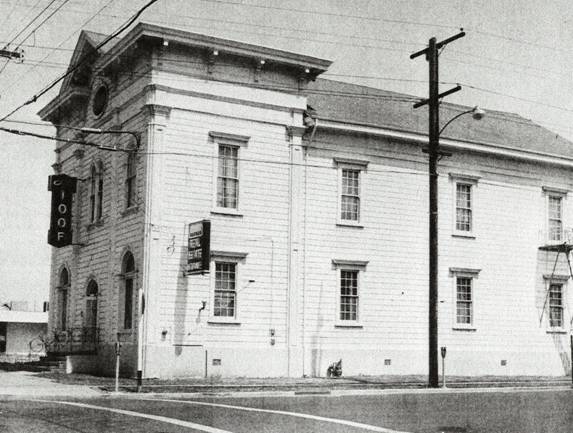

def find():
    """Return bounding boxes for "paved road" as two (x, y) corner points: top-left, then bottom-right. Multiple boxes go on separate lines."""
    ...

(1, 388), (572, 432)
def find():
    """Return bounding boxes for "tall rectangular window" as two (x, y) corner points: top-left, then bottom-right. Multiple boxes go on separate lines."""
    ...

(214, 262), (236, 317)
(340, 270), (359, 321)
(341, 169), (360, 222)
(456, 183), (472, 232)
(548, 195), (563, 241)
(217, 144), (239, 209)
(456, 277), (473, 325)
(97, 174), (103, 220)
(123, 278), (133, 330)
(126, 153), (137, 209)
(549, 283), (563, 328)
(90, 166), (96, 223)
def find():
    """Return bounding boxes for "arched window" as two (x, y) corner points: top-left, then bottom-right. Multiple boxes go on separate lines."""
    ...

(121, 252), (135, 330)
(60, 268), (69, 286)
(85, 280), (98, 339)
(58, 267), (70, 331)
(86, 280), (98, 297)
(89, 162), (104, 223)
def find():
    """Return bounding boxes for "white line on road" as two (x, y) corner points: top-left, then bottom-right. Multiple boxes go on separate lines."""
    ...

(32, 400), (234, 433)
(139, 397), (410, 433)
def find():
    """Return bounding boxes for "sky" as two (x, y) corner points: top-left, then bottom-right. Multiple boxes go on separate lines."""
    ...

(1, 0), (572, 307)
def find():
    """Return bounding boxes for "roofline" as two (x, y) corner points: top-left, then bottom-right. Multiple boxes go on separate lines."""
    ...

(316, 118), (573, 169)
(98, 22), (332, 73)
(38, 88), (90, 121)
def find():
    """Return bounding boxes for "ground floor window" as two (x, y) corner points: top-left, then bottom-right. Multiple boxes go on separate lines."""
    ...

(549, 283), (564, 328)
(214, 262), (236, 318)
(120, 251), (136, 331)
(340, 270), (359, 321)
(450, 267), (480, 330)
(57, 288), (68, 331)
(332, 259), (368, 326)
(456, 277), (473, 325)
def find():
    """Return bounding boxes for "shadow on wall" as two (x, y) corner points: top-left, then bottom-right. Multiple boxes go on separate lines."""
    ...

(173, 241), (190, 357)
(310, 281), (326, 377)
(551, 333), (571, 375)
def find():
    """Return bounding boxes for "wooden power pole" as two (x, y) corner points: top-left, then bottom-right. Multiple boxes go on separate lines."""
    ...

(410, 30), (465, 388)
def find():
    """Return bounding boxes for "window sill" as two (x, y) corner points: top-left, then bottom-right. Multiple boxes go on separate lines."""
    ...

(86, 219), (105, 231)
(452, 232), (476, 239)
(335, 322), (363, 328)
(121, 206), (139, 217)
(546, 329), (567, 334)
(453, 326), (477, 332)
(211, 208), (243, 217)
(207, 318), (241, 325)
(336, 222), (364, 229)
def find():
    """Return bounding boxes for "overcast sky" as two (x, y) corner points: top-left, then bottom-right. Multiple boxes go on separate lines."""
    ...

(1, 0), (572, 306)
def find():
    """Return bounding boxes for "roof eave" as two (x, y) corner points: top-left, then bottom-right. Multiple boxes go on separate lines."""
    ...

(315, 118), (573, 169)
(38, 88), (90, 123)
(98, 22), (332, 75)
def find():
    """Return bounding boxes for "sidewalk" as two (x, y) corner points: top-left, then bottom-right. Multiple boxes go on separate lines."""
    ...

(0, 368), (570, 398)
(31, 371), (573, 394)
(0, 371), (103, 398)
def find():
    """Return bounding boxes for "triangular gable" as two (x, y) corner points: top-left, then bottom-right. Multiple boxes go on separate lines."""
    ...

(59, 30), (109, 96)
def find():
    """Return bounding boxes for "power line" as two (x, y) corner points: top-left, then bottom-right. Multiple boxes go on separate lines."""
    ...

(0, 124), (123, 150)
(3, 0), (59, 49)
(17, 0), (119, 79)
(14, 0), (73, 50)
(0, 0), (160, 123)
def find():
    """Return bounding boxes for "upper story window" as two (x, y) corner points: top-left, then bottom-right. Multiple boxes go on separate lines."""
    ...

(125, 152), (137, 209)
(341, 169), (360, 222)
(543, 187), (568, 243)
(450, 174), (479, 237)
(548, 195), (563, 241)
(209, 132), (249, 215)
(455, 183), (472, 232)
(89, 162), (104, 223)
(334, 158), (369, 227)
(217, 144), (239, 209)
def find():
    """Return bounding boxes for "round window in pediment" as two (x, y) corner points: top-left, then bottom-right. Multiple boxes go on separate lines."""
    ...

(92, 85), (108, 117)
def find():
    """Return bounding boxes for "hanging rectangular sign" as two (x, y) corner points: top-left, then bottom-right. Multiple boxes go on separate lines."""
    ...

(47, 174), (77, 248)
(186, 220), (211, 275)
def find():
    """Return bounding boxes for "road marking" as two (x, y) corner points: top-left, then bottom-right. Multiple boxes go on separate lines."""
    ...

(140, 397), (410, 433)
(32, 400), (233, 433)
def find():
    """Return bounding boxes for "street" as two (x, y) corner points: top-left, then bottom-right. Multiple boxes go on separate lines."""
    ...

(1, 388), (572, 433)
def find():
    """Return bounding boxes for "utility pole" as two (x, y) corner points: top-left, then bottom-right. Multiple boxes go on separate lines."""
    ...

(410, 30), (465, 388)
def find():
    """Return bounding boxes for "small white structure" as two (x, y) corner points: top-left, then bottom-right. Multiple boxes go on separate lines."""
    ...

(0, 308), (48, 362)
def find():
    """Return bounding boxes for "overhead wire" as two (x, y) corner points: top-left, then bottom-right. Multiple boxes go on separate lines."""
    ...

(0, 0), (160, 123)
(17, 0), (119, 79)
(13, 0), (72, 50)
(0, 2), (572, 138)
(3, 0), (59, 49)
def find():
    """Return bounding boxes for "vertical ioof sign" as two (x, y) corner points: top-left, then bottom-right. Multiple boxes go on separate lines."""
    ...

(47, 174), (77, 248)
(186, 220), (211, 275)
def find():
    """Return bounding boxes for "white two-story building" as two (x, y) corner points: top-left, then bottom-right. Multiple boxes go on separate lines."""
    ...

(39, 23), (573, 378)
